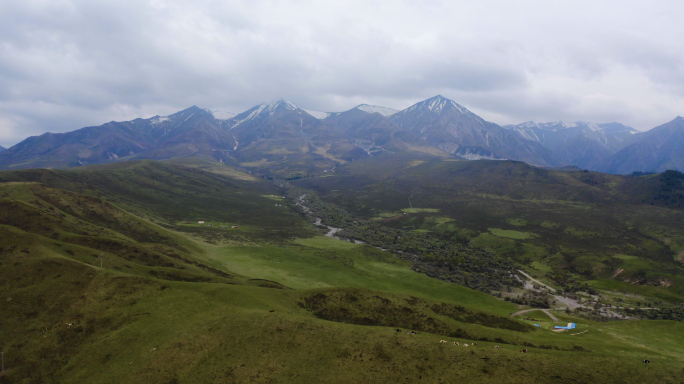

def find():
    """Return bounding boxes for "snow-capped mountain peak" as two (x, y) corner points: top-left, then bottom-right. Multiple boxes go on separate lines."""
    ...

(263, 99), (298, 115)
(228, 99), (303, 128)
(400, 95), (471, 116)
(426, 95), (450, 113)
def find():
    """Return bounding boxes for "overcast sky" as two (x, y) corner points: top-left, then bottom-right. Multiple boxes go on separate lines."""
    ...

(1, 0), (684, 147)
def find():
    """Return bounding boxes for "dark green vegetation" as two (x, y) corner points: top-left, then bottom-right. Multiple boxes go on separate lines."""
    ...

(296, 155), (684, 307)
(1, 159), (683, 383)
(299, 290), (532, 335)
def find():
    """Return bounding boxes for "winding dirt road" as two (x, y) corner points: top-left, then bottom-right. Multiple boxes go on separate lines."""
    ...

(518, 270), (557, 292)
(509, 308), (559, 323)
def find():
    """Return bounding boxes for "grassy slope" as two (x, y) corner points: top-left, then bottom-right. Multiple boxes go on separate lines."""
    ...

(1, 160), (683, 383)
(3, 242), (683, 383)
(202, 236), (512, 315)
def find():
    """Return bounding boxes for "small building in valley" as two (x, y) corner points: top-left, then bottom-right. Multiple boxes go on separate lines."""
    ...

(554, 323), (576, 330)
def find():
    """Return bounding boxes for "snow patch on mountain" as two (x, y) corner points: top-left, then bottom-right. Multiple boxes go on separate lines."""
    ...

(427, 98), (450, 113)
(354, 104), (399, 116)
(303, 109), (331, 119)
(207, 109), (237, 120)
(454, 147), (506, 161)
(519, 121), (539, 129)
(458, 152), (504, 161)
(513, 129), (541, 142)
(511, 121), (634, 134)
(150, 116), (170, 126)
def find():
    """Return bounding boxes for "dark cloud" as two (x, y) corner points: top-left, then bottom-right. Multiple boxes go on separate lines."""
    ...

(1, 0), (684, 146)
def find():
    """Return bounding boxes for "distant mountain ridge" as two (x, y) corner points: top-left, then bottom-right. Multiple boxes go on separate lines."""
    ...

(503, 121), (639, 170)
(0, 95), (681, 174)
(599, 117), (684, 174)
(0, 106), (237, 169)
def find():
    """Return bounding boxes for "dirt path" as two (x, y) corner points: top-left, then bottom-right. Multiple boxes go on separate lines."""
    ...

(518, 270), (556, 292)
(509, 308), (559, 323)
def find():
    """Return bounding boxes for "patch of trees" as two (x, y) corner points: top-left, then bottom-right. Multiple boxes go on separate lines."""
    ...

(505, 291), (552, 308)
(643, 170), (684, 208)
(286, 173), (313, 181)
(546, 272), (598, 295)
(621, 306), (684, 321)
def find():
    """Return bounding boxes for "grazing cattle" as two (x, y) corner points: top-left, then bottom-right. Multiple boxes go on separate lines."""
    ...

(494, 346), (500, 349)
(521, 349), (528, 353)
(464, 344), (469, 347)
(439, 340), (448, 343)
(472, 342), (477, 346)
(396, 329), (402, 332)
(643, 360), (650, 364)
(453, 342), (460, 346)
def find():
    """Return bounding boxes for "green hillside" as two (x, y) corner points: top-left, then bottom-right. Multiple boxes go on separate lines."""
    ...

(1, 159), (683, 383)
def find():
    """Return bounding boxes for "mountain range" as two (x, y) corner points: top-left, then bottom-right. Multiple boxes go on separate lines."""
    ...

(502, 121), (639, 171)
(0, 95), (682, 174)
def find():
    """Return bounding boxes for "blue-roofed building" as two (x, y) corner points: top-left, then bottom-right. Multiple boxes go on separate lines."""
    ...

(554, 323), (576, 330)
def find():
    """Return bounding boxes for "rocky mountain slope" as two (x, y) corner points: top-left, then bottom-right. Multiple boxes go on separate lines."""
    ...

(390, 96), (557, 165)
(0, 96), (681, 174)
(503, 121), (638, 170)
(599, 117), (684, 174)
(0, 106), (236, 169)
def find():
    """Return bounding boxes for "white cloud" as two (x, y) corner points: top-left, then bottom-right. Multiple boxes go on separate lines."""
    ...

(1, 0), (684, 146)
